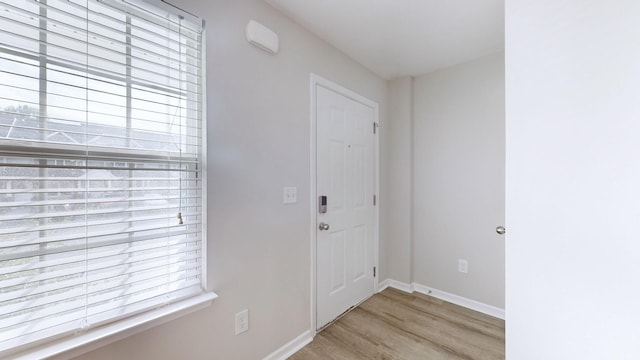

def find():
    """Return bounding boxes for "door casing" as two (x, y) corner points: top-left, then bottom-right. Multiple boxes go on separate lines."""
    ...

(309, 73), (379, 333)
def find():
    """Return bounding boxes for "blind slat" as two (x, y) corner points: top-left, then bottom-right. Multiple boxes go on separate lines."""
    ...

(0, 228), (201, 262)
(0, 204), (201, 224)
(0, 285), (201, 352)
(0, 254), (201, 304)
(0, 81), (202, 120)
(1, 241), (201, 283)
(1, 278), (201, 341)
(1, 311), (84, 348)
(0, 52), (201, 101)
(0, 142), (201, 162)
(0, 35), (202, 94)
(0, 263), (201, 320)
(0, 1), (202, 61)
(0, 15), (202, 76)
(0, 185), (198, 195)
(0, 209), (200, 236)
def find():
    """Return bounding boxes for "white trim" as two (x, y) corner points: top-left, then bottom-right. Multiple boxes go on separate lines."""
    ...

(412, 284), (505, 320)
(200, 26), (209, 291)
(373, 100), (380, 293)
(308, 74), (318, 338)
(380, 280), (505, 320)
(378, 279), (414, 294)
(377, 278), (390, 292)
(11, 293), (217, 360)
(311, 74), (381, 108)
(262, 330), (314, 360)
(309, 73), (380, 333)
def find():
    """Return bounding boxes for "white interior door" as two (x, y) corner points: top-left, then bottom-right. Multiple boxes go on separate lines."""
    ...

(316, 84), (375, 330)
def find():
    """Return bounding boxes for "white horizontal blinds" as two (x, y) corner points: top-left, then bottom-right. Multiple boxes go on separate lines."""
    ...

(0, 0), (201, 154)
(0, 0), (203, 355)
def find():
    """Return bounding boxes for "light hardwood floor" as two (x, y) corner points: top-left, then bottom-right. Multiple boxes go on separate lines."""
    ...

(289, 288), (505, 360)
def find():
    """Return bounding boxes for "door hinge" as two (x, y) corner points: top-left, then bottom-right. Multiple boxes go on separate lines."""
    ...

(373, 122), (379, 134)
(373, 266), (376, 277)
(373, 194), (376, 206)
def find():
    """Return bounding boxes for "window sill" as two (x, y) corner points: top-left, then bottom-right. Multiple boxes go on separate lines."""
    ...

(12, 292), (218, 360)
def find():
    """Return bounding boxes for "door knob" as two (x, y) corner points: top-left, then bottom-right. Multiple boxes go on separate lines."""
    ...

(496, 226), (506, 235)
(319, 222), (330, 231)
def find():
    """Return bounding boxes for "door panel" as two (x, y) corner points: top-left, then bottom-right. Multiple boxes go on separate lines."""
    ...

(329, 231), (346, 294)
(316, 85), (375, 330)
(353, 225), (366, 280)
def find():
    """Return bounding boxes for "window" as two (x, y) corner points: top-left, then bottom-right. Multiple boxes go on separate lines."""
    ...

(0, 0), (206, 356)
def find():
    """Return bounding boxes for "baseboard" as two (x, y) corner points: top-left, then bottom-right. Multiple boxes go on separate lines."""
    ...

(378, 279), (414, 293)
(380, 279), (505, 320)
(412, 283), (505, 320)
(262, 329), (313, 360)
(377, 278), (391, 292)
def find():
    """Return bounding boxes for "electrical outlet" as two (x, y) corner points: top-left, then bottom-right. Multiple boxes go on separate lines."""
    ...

(235, 309), (249, 335)
(283, 187), (297, 204)
(458, 259), (468, 274)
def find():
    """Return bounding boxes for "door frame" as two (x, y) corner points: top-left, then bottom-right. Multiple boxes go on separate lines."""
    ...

(309, 73), (380, 333)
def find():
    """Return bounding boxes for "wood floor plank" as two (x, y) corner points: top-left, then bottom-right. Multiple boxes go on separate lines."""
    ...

(289, 289), (505, 360)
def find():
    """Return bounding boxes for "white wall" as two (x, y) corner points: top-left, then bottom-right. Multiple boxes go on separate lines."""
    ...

(506, 0), (640, 358)
(412, 53), (505, 308)
(383, 77), (413, 284)
(64, 1), (387, 359)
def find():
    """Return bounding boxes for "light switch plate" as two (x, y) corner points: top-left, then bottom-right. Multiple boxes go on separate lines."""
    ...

(458, 259), (468, 274)
(283, 187), (297, 204)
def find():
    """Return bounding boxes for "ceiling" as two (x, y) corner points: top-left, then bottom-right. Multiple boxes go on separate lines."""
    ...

(265, 0), (504, 79)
